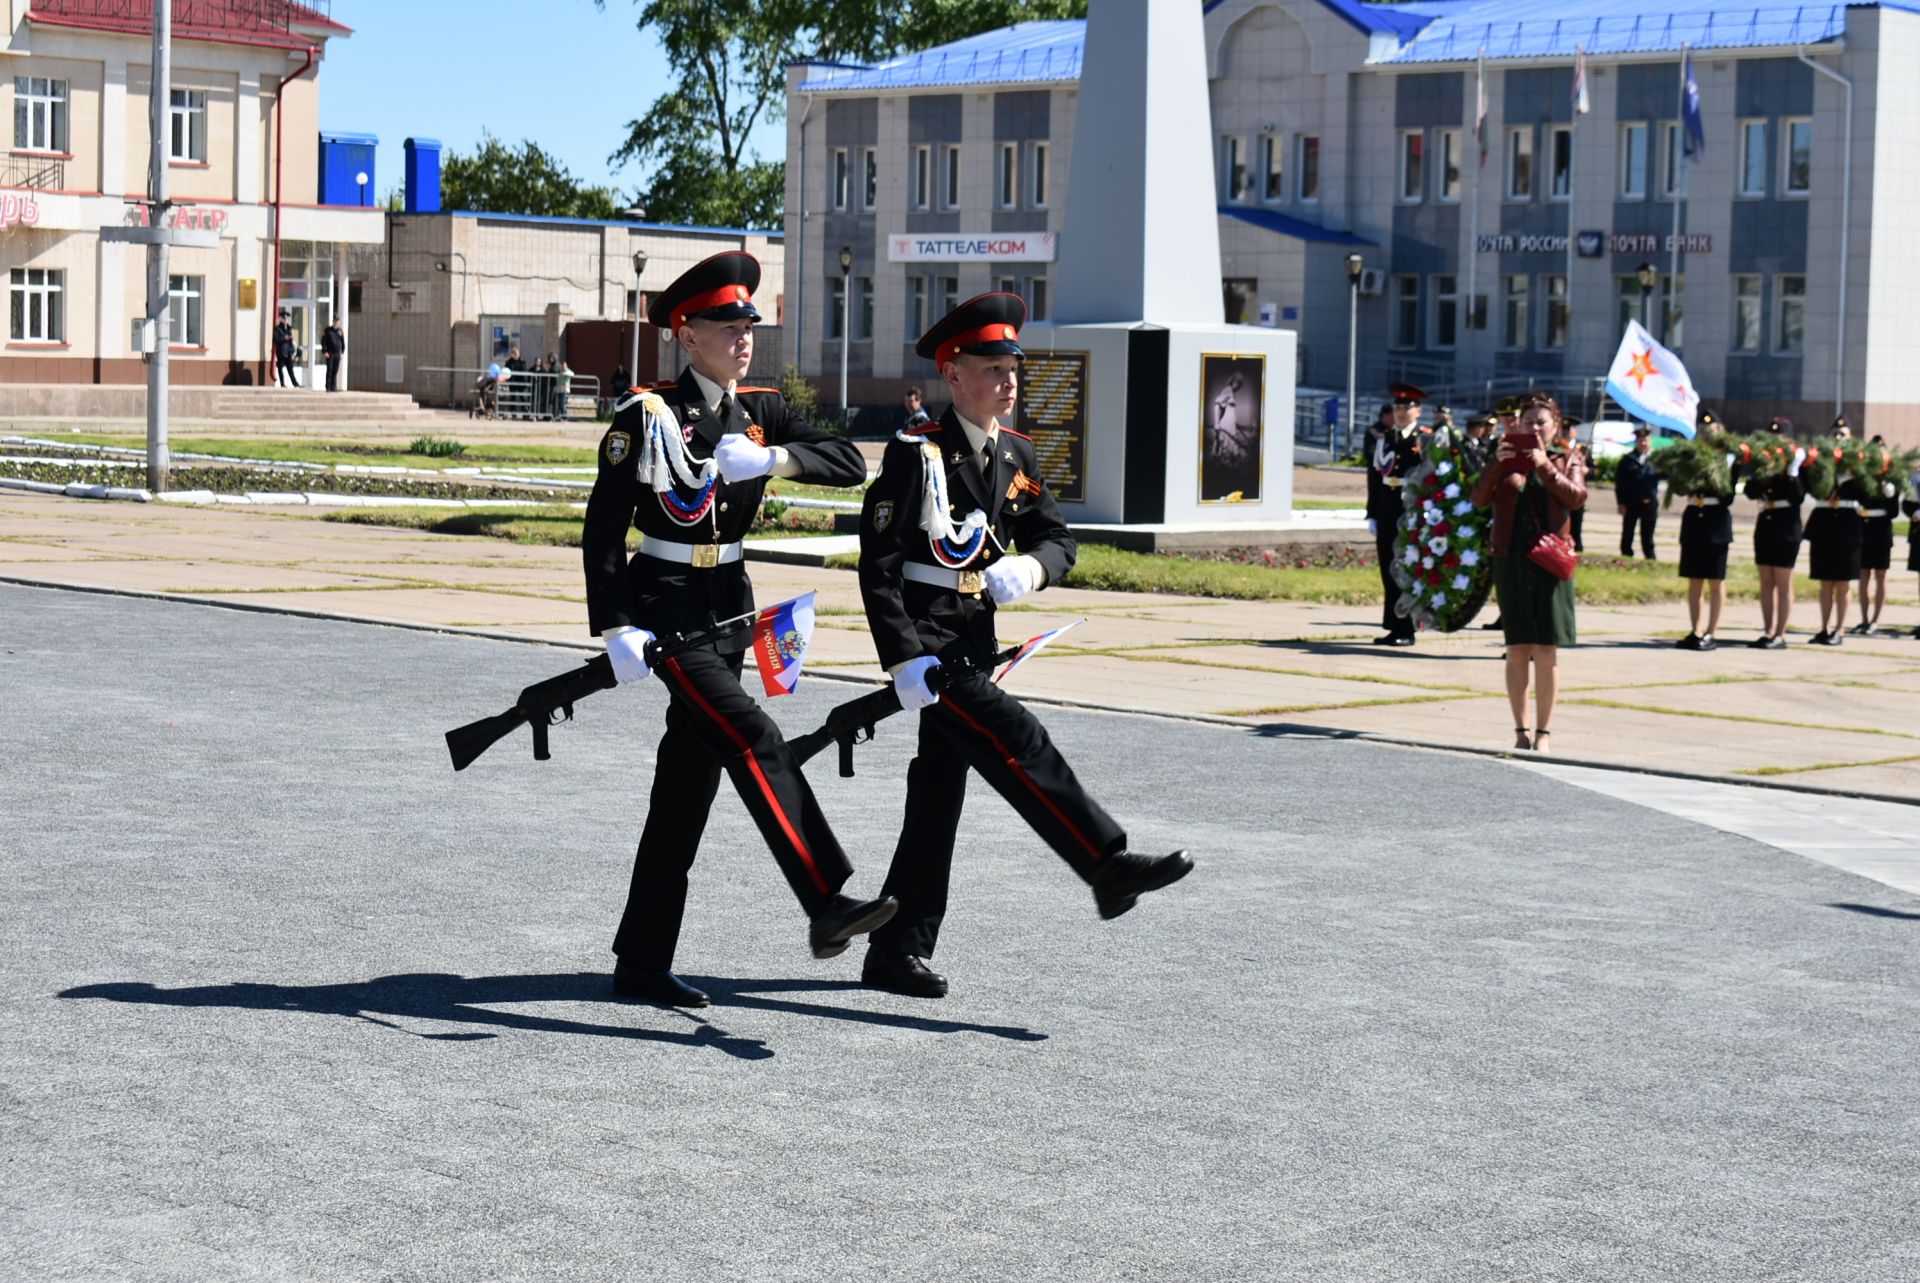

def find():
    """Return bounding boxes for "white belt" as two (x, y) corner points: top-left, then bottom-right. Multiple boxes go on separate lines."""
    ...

(1862, 508), (1890, 518)
(640, 534), (743, 568)
(1761, 500), (1800, 510)
(1383, 477), (1405, 487)
(1687, 496), (1724, 507)
(904, 561), (987, 594)
(1824, 498), (1862, 510)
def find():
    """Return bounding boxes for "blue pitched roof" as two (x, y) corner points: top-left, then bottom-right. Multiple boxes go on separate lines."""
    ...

(1220, 205), (1375, 246)
(1373, 0), (1856, 64)
(795, 20), (1083, 92)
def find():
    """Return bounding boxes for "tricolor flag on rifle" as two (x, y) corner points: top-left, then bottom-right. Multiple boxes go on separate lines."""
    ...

(751, 590), (816, 697)
(995, 619), (1083, 685)
(1604, 320), (1700, 439)
(1573, 48), (1590, 115)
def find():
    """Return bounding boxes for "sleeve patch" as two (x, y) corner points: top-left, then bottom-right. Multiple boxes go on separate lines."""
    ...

(873, 499), (895, 532)
(604, 431), (631, 465)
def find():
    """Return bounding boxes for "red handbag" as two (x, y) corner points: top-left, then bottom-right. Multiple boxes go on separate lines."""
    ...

(1525, 482), (1578, 580)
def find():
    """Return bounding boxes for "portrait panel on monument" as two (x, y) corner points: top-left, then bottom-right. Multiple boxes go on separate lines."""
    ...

(1198, 353), (1265, 503)
(1012, 349), (1089, 503)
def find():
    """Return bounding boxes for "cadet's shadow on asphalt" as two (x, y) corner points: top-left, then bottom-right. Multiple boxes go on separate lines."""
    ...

(1829, 902), (1920, 921)
(57, 972), (1047, 1063)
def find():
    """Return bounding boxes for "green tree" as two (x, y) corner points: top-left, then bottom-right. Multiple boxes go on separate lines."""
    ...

(604, 0), (1087, 229)
(441, 132), (626, 220)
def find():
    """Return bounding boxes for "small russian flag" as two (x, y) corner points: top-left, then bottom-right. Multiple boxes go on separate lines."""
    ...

(751, 591), (816, 697)
(994, 618), (1083, 685)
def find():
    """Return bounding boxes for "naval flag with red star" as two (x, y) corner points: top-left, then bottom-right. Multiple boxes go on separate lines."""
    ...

(1605, 319), (1700, 439)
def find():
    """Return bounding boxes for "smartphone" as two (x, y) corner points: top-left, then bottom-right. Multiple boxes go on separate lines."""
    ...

(1503, 432), (1539, 473)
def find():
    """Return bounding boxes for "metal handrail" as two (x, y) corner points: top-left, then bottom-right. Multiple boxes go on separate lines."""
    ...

(0, 158), (65, 191)
(413, 366), (600, 420)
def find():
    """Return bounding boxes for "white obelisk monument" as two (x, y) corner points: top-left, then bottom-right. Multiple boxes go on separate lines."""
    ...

(1015, 0), (1296, 525)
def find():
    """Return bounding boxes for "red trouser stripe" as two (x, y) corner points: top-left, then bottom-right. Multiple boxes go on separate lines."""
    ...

(663, 657), (829, 894)
(936, 696), (1106, 863)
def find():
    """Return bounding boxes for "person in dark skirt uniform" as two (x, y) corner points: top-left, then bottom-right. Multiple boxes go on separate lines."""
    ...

(1904, 477), (1920, 639)
(1745, 418), (1804, 648)
(1615, 426), (1660, 559)
(1366, 383), (1428, 646)
(1805, 419), (1865, 645)
(1853, 434), (1898, 634)
(1675, 410), (1734, 651)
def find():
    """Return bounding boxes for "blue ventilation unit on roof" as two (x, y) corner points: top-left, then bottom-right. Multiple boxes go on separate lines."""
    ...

(404, 137), (442, 214)
(318, 131), (377, 207)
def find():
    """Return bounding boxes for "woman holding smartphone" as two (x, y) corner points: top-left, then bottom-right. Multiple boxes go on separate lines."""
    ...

(1469, 393), (1588, 753)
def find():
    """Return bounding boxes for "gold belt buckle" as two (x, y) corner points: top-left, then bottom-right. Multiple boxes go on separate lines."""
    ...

(690, 544), (720, 569)
(956, 570), (985, 595)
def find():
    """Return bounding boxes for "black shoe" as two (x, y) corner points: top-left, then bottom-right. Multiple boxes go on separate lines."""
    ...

(612, 965), (710, 1007)
(1813, 631), (1843, 647)
(1389, 633), (1416, 647)
(1371, 632), (1400, 645)
(1697, 634), (1717, 652)
(1766, 635), (1789, 650)
(1910, 626), (1920, 640)
(861, 948), (948, 998)
(809, 893), (899, 959)
(1092, 849), (1194, 921)
(1675, 633), (1701, 650)
(1746, 635), (1772, 648)
(1848, 622), (1874, 635)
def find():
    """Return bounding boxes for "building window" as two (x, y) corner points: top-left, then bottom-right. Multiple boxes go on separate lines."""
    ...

(1617, 274), (1655, 333)
(1659, 121), (1685, 198)
(1029, 141), (1049, 208)
(1397, 130), (1424, 203)
(348, 280), (364, 314)
(1543, 274), (1567, 349)
(12, 76), (69, 152)
(1222, 278), (1256, 325)
(1662, 275), (1685, 349)
(1732, 274), (1763, 351)
(1431, 275), (1458, 350)
(1436, 129), (1462, 201)
(1738, 120), (1767, 197)
(169, 87), (207, 162)
(854, 276), (874, 340)
(937, 275), (959, 319)
(996, 142), (1018, 209)
(1783, 118), (1812, 195)
(906, 276), (927, 339)
(1505, 127), (1532, 200)
(1221, 135), (1247, 202)
(910, 145), (931, 210)
(996, 275), (1018, 297)
(1619, 122), (1648, 199)
(1029, 276), (1049, 322)
(830, 148), (848, 211)
(1297, 135), (1319, 202)
(1501, 275), (1529, 349)
(167, 273), (204, 347)
(859, 146), (877, 210)
(940, 144), (961, 210)
(1391, 275), (1420, 348)
(8, 267), (64, 342)
(826, 276), (845, 341)
(1548, 125), (1572, 200)
(1776, 274), (1805, 353)
(1262, 134), (1284, 201)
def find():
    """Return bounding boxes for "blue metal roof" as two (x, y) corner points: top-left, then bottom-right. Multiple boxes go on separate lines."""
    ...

(449, 210), (783, 239)
(794, 20), (1084, 92)
(1372, 0), (1857, 64)
(1220, 205), (1375, 246)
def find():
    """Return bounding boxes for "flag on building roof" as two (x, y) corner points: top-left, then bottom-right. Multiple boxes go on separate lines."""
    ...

(751, 591), (816, 697)
(1605, 320), (1700, 439)
(1681, 51), (1705, 156)
(1475, 50), (1488, 167)
(1573, 47), (1590, 115)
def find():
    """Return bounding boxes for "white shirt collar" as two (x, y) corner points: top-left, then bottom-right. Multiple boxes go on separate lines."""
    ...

(688, 366), (735, 413)
(953, 410), (998, 457)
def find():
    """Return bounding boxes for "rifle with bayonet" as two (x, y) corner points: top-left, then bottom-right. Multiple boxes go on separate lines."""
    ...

(787, 643), (1020, 778)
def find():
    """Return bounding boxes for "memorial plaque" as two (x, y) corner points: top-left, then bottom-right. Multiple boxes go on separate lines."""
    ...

(1013, 350), (1089, 503)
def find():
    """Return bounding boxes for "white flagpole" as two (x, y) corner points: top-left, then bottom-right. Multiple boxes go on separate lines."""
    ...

(1668, 44), (1687, 344)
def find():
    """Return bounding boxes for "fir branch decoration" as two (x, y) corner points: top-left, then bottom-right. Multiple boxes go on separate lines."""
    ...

(1653, 430), (1737, 506)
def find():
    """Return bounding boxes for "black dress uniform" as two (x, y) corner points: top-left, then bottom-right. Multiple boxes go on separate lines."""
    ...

(1861, 479), (1897, 573)
(1806, 477), (1867, 582)
(581, 251), (886, 1004)
(856, 294), (1191, 996)
(1746, 470), (1805, 568)
(1905, 492), (1920, 575)
(1367, 383), (1426, 645)
(1676, 475), (1736, 581)
(1616, 442), (1661, 558)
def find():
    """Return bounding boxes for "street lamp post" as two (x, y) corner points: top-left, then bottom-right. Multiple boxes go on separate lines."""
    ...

(630, 249), (648, 391)
(1345, 252), (1364, 457)
(1636, 261), (1656, 333)
(355, 170), (368, 208)
(837, 245), (852, 430)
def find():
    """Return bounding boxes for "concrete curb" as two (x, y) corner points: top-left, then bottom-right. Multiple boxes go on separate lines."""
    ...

(4, 572), (1914, 811)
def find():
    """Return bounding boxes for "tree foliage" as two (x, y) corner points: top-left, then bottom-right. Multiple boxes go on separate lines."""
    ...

(441, 132), (625, 220)
(604, 0), (1088, 228)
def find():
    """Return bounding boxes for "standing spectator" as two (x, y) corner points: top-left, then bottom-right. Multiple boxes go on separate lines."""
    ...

(1366, 384), (1427, 647)
(320, 319), (345, 392)
(1556, 415), (1592, 551)
(1459, 411), (1496, 474)
(1854, 434), (1897, 634)
(1745, 420), (1806, 649)
(553, 358), (574, 421)
(1615, 426), (1660, 558)
(273, 309), (300, 388)
(1469, 393), (1587, 754)
(903, 386), (931, 430)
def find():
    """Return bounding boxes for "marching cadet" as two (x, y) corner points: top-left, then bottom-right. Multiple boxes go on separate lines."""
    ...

(855, 293), (1193, 998)
(1367, 382), (1428, 646)
(1853, 433), (1898, 635)
(581, 251), (896, 1007)
(1744, 418), (1806, 648)
(1807, 416), (1866, 645)
(1674, 409), (1736, 651)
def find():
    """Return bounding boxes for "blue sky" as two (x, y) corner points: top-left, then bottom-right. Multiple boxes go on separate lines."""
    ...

(316, 0), (786, 205)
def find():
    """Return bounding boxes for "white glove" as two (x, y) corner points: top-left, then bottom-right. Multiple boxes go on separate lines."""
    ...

(1367, 518), (1378, 535)
(712, 433), (776, 483)
(891, 655), (942, 711)
(1883, 480), (1898, 498)
(985, 554), (1045, 605)
(604, 627), (655, 684)
(1788, 447), (1805, 478)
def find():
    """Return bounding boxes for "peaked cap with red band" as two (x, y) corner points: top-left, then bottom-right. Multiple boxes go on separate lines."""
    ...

(915, 291), (1027, 367)
(648, 250), (762, 331)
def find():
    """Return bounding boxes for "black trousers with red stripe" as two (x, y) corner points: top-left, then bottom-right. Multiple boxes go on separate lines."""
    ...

(611, 647), (852, 969)
(869, 669), (1127, 959)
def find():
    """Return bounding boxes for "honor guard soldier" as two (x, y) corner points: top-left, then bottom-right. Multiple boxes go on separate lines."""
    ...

(1807, 416), (1867, 644)
(1674, 409), (1736, 650)
(1745, 418), (1806, 648)
(1367, 381), (1427, 645)
(1854, 433), (1897, 635)
(582, 251), (896, 1007)
(855, 293), (1194, 998)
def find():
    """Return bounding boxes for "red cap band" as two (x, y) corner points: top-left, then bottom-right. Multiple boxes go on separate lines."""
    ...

(937, 323), (1019, 368)
(672, 283), (753, 331)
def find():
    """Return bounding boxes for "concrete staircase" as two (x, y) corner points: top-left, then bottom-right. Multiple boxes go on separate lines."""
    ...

(2, 383), (446, 435)
(194, 388), (441, 426)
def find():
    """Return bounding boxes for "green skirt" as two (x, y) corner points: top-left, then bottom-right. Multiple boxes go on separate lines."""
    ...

(1493, 552), (1577, 646)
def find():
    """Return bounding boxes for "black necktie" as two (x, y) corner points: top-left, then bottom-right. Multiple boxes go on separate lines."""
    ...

(716, 392), (734, 428)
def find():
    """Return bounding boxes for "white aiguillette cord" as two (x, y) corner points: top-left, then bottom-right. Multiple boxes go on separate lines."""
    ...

(614, 390), (717, 495)
(901, 429), (993, 549)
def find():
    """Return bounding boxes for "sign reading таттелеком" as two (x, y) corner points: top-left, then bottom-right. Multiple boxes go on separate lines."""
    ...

(888, 233), (1058, 263)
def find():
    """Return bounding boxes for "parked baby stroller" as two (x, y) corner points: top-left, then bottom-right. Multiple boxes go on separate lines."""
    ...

(470, 363), (506, 419)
